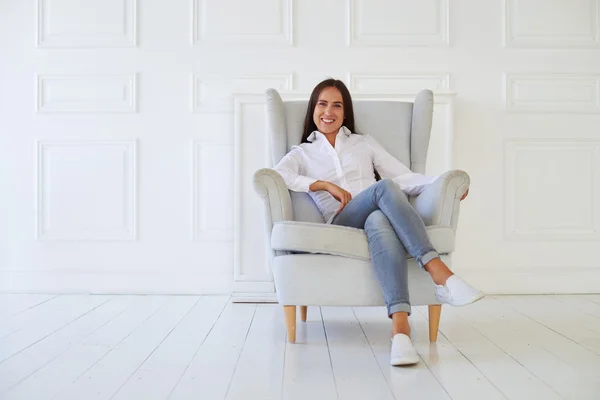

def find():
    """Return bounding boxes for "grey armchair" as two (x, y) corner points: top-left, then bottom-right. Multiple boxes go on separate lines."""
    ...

(253, 89), (470, 343)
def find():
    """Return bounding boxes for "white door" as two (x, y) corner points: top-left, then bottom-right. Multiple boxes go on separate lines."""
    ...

(1, 0), (598, 294)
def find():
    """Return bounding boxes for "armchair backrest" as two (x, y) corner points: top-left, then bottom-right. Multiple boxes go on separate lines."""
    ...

(265, 88), (434, 223)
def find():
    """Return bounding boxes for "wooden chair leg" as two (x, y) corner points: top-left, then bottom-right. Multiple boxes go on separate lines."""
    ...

(300, 306), (307, 322)
(284, 305), (297, 343)
(428, 304), (442, 342)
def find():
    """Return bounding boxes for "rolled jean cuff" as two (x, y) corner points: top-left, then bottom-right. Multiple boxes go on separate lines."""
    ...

(388, 302), (411, 318)
(417, 250), (439, 268)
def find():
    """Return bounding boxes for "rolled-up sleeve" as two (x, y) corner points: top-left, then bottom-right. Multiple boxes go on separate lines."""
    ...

(366, 135), (438, 196)
(273, 146), (317, 192)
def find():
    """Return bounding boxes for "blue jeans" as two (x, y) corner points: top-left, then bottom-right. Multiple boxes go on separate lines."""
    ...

(331, 179), (439, 317)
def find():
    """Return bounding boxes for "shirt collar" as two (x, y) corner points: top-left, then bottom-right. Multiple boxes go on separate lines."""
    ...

(307, 126), (351, 142)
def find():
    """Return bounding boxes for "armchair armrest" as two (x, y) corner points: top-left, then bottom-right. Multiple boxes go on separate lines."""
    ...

(413, 170), (470, 231)
(253, 168), (293, 225)
(253, 168), (293, 261)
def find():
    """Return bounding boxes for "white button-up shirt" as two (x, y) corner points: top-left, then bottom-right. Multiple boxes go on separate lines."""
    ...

(273, 126), (438, 223)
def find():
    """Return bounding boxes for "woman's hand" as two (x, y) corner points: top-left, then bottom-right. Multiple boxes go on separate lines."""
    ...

(309, 180), (352, 213)
(327, 183), (353, 213)
(460, 189), (469, 201)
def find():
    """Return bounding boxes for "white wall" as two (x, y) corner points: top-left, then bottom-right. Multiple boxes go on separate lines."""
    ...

(0, 0), (599, 294)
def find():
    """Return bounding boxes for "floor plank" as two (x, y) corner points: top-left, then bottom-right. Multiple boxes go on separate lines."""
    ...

(225, 304), (287, 400)
(352, 306), (451, 400)
(0, 295), (57, 319)
(414, 304), (561, 400)
(408, 306), (507, 400)
(280, 306), (338, 400)
(448, 296), (600, 399)
(0, 295), (110, 363)
(2, 295), (170, 400)
(54, 296), (200, 400)
(110, 296), (229, 400)
(321, 306), (395, 400)
(0, 295), (63, 337)
(168, 302), (257, 400)
(581, 295), (600, 305)
(549, 294), (600, 319)
(496, 295), (600, 355)
(0, 295), (135, 393)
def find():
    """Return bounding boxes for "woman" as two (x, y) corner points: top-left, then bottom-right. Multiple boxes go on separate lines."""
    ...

(273, 78), (484, 366)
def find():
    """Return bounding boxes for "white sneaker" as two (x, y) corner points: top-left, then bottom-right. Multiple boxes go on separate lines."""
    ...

(435, 274), (485, 306)
(390, 333), (419, 366)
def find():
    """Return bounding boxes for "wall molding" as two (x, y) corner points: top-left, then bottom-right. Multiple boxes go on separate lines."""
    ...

(192, 0), (294, 46)
(505, 73), (600, 114)
(192, 73), (294, 113)
(504, 139), (600, 242)
(504, 0), (600, 48)
(36, 0), (137, 48)
(348, 72), (451, 92)
(191, 140), (233, 241)
(233, 95), (274, 289)
(35, 140), (138, 242)
(36, 74), (138, 114)
(347, 0), (449, 47)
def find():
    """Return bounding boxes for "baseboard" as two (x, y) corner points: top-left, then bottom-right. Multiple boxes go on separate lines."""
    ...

(0, 270), (233, 295)
(231, 292), (277, 303)
(457, 267), (600, 294)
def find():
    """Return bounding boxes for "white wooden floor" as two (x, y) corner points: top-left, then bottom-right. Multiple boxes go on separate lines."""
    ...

(1, 294), (600, 400)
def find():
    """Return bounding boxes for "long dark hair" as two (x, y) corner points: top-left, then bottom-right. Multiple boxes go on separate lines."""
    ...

(300, 79), (356, 143)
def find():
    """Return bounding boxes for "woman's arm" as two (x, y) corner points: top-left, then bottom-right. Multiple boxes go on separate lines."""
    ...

(273, 146), (318, 192)
(274, 147), (353, 211)
(366, 135), (437, 196)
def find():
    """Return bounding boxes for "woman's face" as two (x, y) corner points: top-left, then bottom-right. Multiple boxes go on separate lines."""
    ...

(313, 86), (344, 135)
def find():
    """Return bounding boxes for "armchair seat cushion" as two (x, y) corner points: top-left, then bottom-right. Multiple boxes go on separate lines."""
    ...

(271, 221), (455, 261)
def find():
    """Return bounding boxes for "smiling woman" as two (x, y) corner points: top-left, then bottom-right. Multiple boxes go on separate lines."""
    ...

(313, 87), (344, 136)
(273, 77), (483, 366)
(300, 78), (356, 144)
